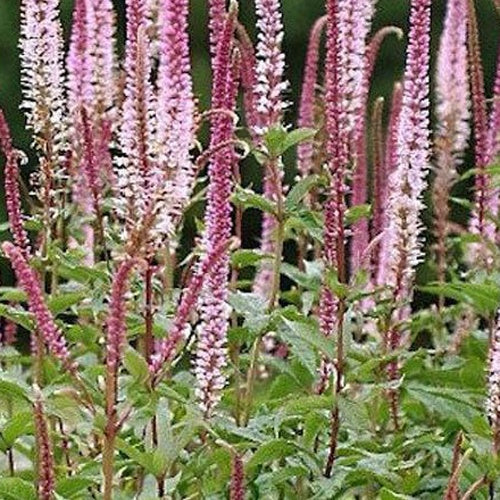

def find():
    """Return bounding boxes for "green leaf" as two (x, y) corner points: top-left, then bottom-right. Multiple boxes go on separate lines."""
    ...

(281, 317), (335, 360)
(123, 347), (149, 383)
(231, 249), (268, 269)
(285, 174), (321, 211)
(232, 186), (277, 215)
(247, 439), (296, 470)
(0, 287), (27, 302)
(419, 282), (500, 316)
(48, 291), (87, 315)
(281, 128), (316, 153)
(1, 411), (33, 448)
(0, 374), (31, 402)
(0, 304), (35, 331)
(56, 477), (95, 499)
(0, 478), (36, 500)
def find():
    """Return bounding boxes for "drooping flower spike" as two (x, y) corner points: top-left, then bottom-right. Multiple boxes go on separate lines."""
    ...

(297, 15), (327, 178)
(488, 309), (500, 453)
(2, 242), (76, 373)
(194, 4), (238, 417)
(0, 110), (31, 258)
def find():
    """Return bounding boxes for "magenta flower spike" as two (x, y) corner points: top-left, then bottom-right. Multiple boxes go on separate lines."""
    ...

(2, 242), (76, 373)
(150, 239), (230, 377)
(252, 0), (288, 299)
(316, 0), (348, 395)
(155, 0), (196, 233)
(208, 0), (227, 56)
(105, 259), (137, 373)
(19, 0), (66, 162)
(382, 0), (431, 316)
(0, 110), (31, 258)
(116, 0), (156, 236)
(297, 15), (327, 178)
(194, 6), (237, 417)
(33, 388), (55, 500)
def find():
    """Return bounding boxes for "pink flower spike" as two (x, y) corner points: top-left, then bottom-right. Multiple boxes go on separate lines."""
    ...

(106, 259), (137, 373)
(195, 5), (238, 417)
(297, 15), (327, 178)
(2, 242), (76, 372)
(155, 0), (196, 232)
(208, 0), (227, 57)
(0, 110), (31, 258)
(380, 0), (431, 398)
(33, 388), (55, 500)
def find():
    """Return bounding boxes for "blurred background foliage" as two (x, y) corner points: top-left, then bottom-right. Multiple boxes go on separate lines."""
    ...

(0, 0), (498, 283)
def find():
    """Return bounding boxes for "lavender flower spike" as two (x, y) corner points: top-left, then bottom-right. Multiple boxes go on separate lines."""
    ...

(0, 110), (31, 258)
(2, 242), (76, 373)
(33, 387), (55, 500)
(195, 5), (238, 417)
(297, 15), (327, 178)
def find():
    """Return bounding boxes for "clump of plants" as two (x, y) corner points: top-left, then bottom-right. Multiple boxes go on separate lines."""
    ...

(0, 0), (499, 498)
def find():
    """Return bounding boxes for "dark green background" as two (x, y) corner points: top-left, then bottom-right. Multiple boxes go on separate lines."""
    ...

(0, 0), (498, 280)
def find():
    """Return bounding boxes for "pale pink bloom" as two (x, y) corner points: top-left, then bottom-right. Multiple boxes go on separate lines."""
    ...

(2, 242), (76, 373)
(19, 0), (66, 162)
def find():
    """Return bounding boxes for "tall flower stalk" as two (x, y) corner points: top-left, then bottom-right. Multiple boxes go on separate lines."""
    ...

(433, 0), (470, 307)
(488, 310), (500, 455)
(194, 5), (238, 418)
(252, 0), (288, 300)
(379, 0), (432, 428)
